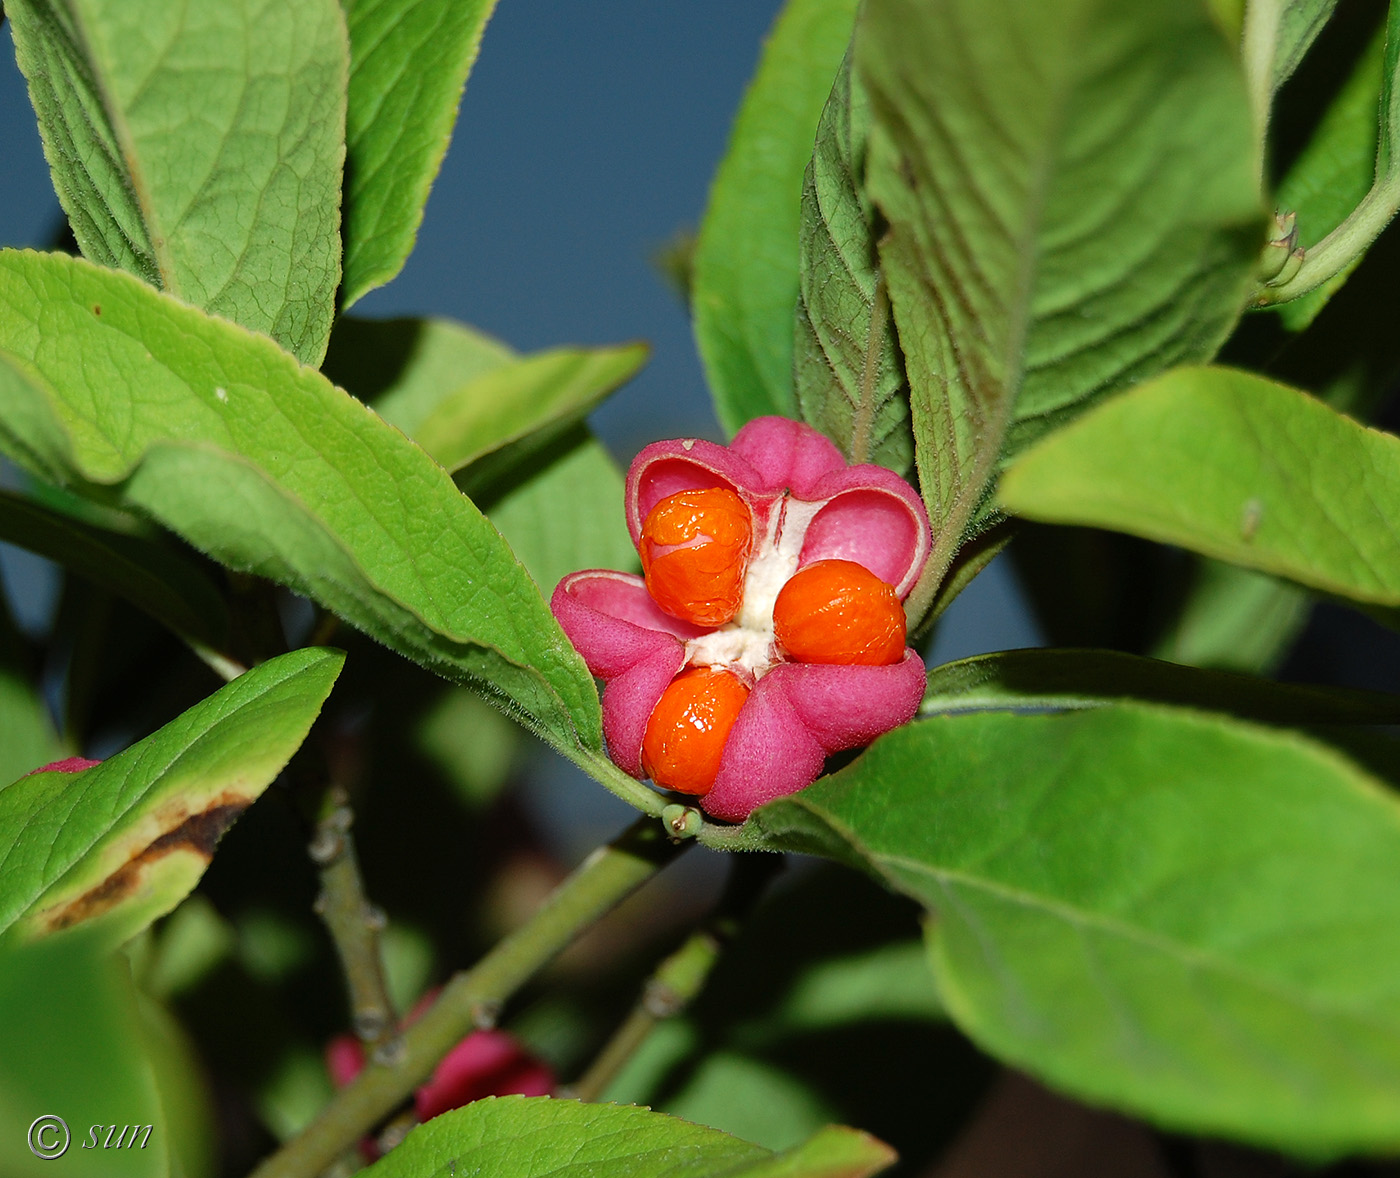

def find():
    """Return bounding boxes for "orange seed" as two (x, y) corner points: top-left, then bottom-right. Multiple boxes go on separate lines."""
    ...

(640, 488), (752, 626)
(773, 559), (906, 666)
(641, 667), (750, 796)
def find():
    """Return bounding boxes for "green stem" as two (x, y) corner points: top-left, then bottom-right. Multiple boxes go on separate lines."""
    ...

(246, 817), (688, 1178)
(1259, 179), (1400, 303)
(1241, 0), (1284, 191)
(566, 854), (781, 1102)
(187, 640), (246, 683)
(309, 788), (397, 1054)
(696, 820), (773, 853)
(565, 746), (674, 817)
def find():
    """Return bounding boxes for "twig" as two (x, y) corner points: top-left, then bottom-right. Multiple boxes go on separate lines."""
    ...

(188, 640), (247, 683)
(310, 787), (397, 1055)
(248, 816), (689, 1178)
(1258, 180), (1400, 304)
(564, 853), (783, 1103)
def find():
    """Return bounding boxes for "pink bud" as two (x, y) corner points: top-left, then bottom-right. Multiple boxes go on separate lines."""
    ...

(325, 993), (554, 1138)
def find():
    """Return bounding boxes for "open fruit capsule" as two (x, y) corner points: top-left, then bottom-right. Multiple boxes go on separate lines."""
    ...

(551, 415), (933, 821)
(773, 559), (906, 666)
(640, 487), (752, 626)
(641, 666), (750, 795)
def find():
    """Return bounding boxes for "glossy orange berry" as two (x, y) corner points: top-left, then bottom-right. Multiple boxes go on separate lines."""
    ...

(773, 559), (906, 666)
(640, 488), (753, 626)
(641, 667), (750, 796)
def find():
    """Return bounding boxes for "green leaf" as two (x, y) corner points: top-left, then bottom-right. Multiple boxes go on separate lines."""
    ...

(0, 596), (63, 786)
(1272, 1), (1341, 89)
(921, 647), (1400, 723)
(860, 0), (1263, 590)
(609, 1028), (835, 1156)
(0, 250), (602, 756)
(415, 342), (648, 476)
(693, 0), (860, 433)
(5, 0), (347, 365)
(341, 0), (497, 307)
(325, 317), (645, 504)
(135, 992), (216, 1178)
(728, 1127), (895, 1178)
(794, 54), (909, 475)
(139, 895), (235, 1001)
(0, 647), (343, 946)
(417, 687), (521, 810)
(0, 488), (229, 649)
(323, 315), (515, 436)
(485, 431), (637, 597)
(0, 930), (167, 1178)
(1149, 560), (1311, 673)
(772, 940), (945, 1030)
(999, 364), (1400, 607)
(360, 1096), (893, 1178)
(756, 705), (1400, 1154)
(1273, 20), (1385, 330)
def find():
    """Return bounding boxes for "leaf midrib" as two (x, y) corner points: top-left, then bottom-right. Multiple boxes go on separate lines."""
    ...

(880, 851), (1400, 1039)
(61, 0), (181, 295)
(988, 0), (1085, 475)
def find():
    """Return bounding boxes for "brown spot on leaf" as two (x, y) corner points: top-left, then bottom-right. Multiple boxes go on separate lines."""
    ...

(39, 794), (248, 932)
(92, 304), (101, 316)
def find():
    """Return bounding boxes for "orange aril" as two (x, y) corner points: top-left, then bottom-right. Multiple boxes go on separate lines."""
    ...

(641, 667), (749, 795)
(773, 559), (906, 666)
(640, 488), (752, 626)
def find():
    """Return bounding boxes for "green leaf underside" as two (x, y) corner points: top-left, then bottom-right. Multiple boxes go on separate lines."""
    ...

(795, 52), (911, 475)
(6, 0), (347, 365)
(323, 315), (515, 436)
(486, 433), (637, 598)
(1273, 21), (1384, 331)
(341, 0), (497, 308)
(415, 343), (649, 475)
(0, 487), (229, 648)
(860, 0), (1262, 571)
(361, 1097), (893, 1178)
(1273, 1), (1341, 90)
(921, 647), (1400, 724)
(0, 648), (343, 946)
(999, 365), (1400, 607)
(0, 250), (602, 755)
(693, 0), (861, 434)
(757, 705), (1400, 1153)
